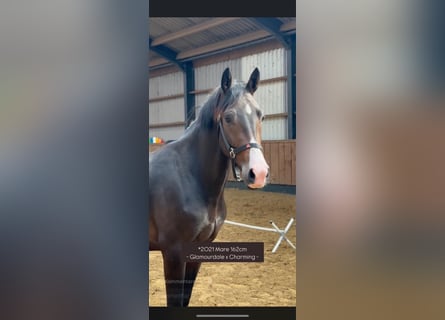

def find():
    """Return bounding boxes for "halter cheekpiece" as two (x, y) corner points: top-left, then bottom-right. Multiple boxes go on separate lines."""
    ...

(217, 118), (262, 182)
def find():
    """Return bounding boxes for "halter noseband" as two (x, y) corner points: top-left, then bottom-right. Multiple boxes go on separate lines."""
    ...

(217, 118), (263, 181)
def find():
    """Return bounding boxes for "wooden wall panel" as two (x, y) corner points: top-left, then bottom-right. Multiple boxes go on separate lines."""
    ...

(291, 140), (296, 185)
(227, 140), (296, 186)
(263, 140), (296, 186)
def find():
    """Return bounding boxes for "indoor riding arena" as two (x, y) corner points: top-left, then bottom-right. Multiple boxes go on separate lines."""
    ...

(148, 17), (296, 307)
(149, 188), (296, 306)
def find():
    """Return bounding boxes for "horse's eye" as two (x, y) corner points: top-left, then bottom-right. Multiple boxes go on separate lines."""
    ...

(224, 114), (234, 123)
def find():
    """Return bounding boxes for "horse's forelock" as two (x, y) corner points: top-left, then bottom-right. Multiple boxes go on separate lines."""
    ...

(194, 83), (246, 130)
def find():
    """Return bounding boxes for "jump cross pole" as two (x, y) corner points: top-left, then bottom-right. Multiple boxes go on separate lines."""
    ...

(224, 218), (296, 253)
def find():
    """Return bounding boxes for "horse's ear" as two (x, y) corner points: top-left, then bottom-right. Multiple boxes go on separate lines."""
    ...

(246, 68), (260, 94)
(221, 67), (232, 94)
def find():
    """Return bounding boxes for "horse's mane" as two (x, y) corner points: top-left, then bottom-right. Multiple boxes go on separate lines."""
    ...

(187, 81), (246, 131)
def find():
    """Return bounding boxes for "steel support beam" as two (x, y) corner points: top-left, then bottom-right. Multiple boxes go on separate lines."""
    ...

(250, 18), (291, 49)
(183, 62), (195, 128)
(286, 35), (296, 139)
(149, 38), (184, 71)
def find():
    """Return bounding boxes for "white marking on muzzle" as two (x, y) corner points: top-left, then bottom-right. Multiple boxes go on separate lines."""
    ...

(247, 148), (269, 188)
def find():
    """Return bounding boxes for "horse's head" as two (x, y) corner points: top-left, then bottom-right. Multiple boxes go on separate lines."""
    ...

(215, 67), (270, 189)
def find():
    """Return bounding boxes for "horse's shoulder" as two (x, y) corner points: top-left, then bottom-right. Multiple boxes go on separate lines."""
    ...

(150, 145), (178, 167)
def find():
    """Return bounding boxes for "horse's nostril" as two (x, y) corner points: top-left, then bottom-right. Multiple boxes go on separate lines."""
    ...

(266, 170), (270, 178)
(248, 169), (256, 182)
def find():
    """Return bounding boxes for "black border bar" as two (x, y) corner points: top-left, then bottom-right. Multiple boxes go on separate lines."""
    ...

(149, 0), (296, 17)
(149, 307), (296, 320)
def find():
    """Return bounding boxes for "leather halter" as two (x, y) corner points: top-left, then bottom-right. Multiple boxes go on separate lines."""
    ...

(217, 118), (263, 181)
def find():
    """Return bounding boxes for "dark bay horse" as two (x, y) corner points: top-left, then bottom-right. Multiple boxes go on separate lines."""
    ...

(149, 67), (269, 307)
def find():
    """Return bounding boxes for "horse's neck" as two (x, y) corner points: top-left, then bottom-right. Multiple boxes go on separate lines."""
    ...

(186, 125), (230, 198)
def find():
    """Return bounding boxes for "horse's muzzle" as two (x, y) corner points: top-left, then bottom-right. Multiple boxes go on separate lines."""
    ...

(246, 148), (269, 189)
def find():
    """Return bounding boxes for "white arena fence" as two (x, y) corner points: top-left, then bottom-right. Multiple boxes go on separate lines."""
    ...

(224, 218), (296, 253)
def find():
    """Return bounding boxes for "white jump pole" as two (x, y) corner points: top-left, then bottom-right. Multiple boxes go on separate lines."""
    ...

(224, 220), (277, 232)
(224, 218), (296, 253)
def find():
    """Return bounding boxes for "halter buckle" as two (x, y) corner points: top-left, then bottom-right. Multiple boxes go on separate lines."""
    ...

(229, 148), (236, 159)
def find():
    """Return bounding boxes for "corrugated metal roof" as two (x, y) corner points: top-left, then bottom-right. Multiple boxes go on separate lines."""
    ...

(165, 19), (259, 52)
(278, 17), (295, 23)
(149, 18), (212, 38)
(149, 17), (296, 70)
